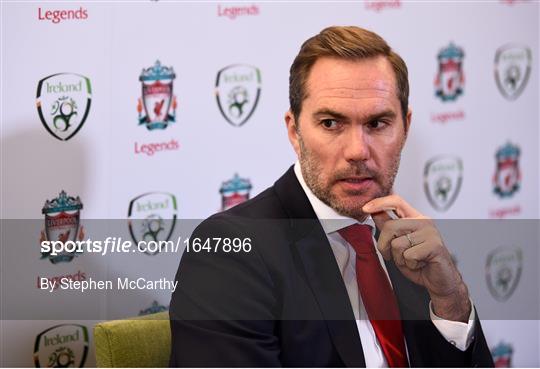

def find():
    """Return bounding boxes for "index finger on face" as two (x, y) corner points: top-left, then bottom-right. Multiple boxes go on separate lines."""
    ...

(363, 194), (423, 218)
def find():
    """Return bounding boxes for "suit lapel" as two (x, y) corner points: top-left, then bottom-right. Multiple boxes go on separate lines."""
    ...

(295, 226), (367, 367)
(274, 167), (366, 367)
(273, 167), (438, 366)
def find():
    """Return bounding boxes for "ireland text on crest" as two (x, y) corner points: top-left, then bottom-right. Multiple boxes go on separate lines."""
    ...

(127, 192), (178, 255)
(495, 44), (532, 100)
(423, 155), (463, 212)
(36, 73), (92, 141)
(486, 246), (522, 302)
(33, 324), (89, 368)
(215, 64), (262, 127)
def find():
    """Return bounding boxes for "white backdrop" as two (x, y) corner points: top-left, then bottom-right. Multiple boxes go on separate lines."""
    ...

(1, 1), (539, 367)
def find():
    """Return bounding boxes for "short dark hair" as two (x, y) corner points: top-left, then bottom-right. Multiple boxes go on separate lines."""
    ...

(289, 26), (409, 123)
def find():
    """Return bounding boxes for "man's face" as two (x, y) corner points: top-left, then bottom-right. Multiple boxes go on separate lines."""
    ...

(285, 56), (411, 220)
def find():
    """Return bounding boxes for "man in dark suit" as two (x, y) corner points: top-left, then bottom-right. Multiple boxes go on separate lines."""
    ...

(169, 26), (494, 367)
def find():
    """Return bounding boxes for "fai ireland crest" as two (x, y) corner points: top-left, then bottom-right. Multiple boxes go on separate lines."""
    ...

(220, 174), (252, 210)
(435, 43), (465, 101)
(493, 142), (521, 198)
(127, 192), (177, 255)
(215, 64), (261, 127)
(137, 60), (177, 130)
(495, 44), (532, 100)
(423, 156), (463, 212)
(491, 341), (514, 368)
(33, 324), (89, 368)
(486, 246), (522, 302)
(40, 191), (84, 264)
(36, 73), (92, 141)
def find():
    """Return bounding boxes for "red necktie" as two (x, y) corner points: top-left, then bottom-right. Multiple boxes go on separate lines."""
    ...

(338, 224), (409, 368)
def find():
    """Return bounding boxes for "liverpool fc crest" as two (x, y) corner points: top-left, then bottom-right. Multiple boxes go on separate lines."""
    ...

(493, 142), (521, 198)
(40, 191), (84, 263)
(491, 341), (514, 368)
(137, 60), (177, 130)
(435, 43), (465, 101)
(220, 174), (252, 210)
(139, 300), (168, 316)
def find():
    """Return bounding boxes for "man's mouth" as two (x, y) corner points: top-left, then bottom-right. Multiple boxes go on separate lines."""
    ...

(341, 177), (371, 183)
(337, 177), (375, 192)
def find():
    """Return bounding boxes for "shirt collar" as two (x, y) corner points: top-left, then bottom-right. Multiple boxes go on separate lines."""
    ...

(293, 161), (376, 236)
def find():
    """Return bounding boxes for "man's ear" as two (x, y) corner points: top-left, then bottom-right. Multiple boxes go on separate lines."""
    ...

(404, 108), (412, 137)
(285, 110), (301, 157)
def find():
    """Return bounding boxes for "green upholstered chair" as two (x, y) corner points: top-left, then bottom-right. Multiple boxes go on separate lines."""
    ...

(93, 312), (170, 367)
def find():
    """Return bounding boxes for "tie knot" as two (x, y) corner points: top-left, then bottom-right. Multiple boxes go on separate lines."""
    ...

(337, 224), (375, 255)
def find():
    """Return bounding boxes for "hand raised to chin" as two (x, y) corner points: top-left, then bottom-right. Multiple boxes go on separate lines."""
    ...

(362, 194), (471, 323)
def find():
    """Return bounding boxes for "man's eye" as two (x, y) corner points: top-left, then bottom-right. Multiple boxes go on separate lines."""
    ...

(368, 119), (387, 129)
(321, 119), (339, 129)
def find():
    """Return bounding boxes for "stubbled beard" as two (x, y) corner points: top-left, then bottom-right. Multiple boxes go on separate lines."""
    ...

(298, 135), (401, 220)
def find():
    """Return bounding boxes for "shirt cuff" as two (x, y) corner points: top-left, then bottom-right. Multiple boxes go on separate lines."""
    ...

(429, 298), (476, 351)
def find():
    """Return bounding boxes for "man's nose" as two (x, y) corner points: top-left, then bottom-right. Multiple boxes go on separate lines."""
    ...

(343, 127), (370, 162)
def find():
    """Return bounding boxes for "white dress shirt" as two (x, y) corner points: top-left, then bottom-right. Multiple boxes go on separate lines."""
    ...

(293, 162), (475, 367)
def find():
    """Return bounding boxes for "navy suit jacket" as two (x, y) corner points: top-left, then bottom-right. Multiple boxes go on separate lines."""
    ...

(169, 166), (494, 367)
